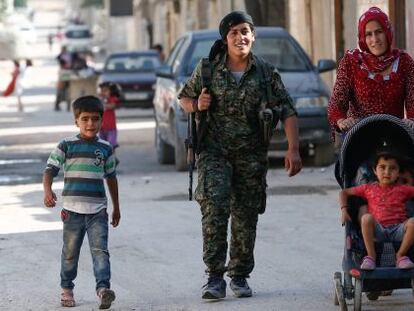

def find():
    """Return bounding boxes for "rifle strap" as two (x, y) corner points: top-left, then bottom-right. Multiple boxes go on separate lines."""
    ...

(196, 58), (212, 154)
(254, 55), (273, 109)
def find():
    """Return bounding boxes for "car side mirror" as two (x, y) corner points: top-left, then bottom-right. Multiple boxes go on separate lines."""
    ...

(156, 64), (174, 78)
(317, 59), (336, 73)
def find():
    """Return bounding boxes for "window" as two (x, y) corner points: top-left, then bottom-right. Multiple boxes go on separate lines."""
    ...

(105, 55), (161, 72)
(253, 37), (309, 72)
(65, 30), (91, 39)
(184, 38), (216, 75)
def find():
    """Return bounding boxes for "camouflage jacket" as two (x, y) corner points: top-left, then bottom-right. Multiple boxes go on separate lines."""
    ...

(178, 52), (297, 154)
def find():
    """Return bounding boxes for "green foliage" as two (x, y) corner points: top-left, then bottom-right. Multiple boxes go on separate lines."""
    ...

(0, 0), (8, 18)
(14, 0), (27, 8)
(82, 0), (103, 8)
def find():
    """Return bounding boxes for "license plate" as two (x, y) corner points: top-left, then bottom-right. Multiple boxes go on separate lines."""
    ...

(124, 92), (149, 100)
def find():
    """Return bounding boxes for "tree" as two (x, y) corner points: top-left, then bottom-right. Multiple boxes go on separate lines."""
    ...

(0, 0), (8, 18)
(244, 0), (286, 27)
(14, 0), (27, 8)
(82, 0), (103, 8)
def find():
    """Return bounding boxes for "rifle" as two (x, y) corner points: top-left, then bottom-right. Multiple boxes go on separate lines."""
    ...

(258, 107), (274, 145)
(186, 58), (212, 201)
(186, 112), (197, 200)
(256, 56), (280, 146)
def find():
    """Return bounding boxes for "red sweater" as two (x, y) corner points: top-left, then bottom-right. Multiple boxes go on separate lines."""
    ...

(352, 183), (414, 226)
(328, 51), (414, 133)
(101, 96), (119, 130)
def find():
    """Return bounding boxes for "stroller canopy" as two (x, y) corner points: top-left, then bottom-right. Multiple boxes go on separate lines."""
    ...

(335, 114), (414, 188)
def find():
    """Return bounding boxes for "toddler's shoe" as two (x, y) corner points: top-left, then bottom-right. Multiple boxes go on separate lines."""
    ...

(396, 256), (414, 269)
(97, 288), (116, 309)
(60, 289), (75, 307)
(360, 256), (376, 270)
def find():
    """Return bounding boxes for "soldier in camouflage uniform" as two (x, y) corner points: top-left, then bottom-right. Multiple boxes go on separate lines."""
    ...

(178, 11), (302, 300)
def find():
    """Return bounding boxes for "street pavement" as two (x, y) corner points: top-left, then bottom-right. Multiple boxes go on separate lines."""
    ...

(1, 29), (414, 311)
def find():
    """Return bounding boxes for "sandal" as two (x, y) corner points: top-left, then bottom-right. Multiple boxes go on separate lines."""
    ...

(360, 256), (376, 270)
(60, 289), (75, 307)
(97, 288), (116, 309)
(396, 256), (414, 269)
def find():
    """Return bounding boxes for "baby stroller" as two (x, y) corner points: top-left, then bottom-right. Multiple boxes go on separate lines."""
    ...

(333, 114), (414, 311)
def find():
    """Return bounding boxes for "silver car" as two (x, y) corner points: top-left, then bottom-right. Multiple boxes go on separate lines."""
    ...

(153, 27), (336, 171)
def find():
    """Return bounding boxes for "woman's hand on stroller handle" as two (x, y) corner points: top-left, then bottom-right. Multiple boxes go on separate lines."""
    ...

(337, 117), (359, 132)
(341, 205), (351, 226)
(402, 118), (414, 130)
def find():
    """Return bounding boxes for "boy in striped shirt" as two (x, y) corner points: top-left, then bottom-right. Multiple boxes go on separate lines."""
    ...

(43, 95), (120, 309)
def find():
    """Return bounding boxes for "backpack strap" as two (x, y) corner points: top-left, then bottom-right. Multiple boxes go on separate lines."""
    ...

(195, 58), (212, 154)
(254, 55), (274, 109)
(254, 55), (281, 145)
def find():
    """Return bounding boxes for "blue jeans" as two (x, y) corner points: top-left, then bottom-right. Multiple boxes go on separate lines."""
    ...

(60, 208), (110, 291)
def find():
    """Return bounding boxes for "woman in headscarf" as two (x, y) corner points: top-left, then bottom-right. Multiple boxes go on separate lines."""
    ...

(329, 7), (414, 300)
(178, 11), (302, 300)
(328, 6), (414, 134)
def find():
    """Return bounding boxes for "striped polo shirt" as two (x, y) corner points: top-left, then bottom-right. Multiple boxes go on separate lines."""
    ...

(45, 134), (116, 214)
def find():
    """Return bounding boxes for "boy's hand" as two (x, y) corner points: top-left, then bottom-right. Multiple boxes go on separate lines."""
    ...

(341, 208), (351, 225)
(44, 191), (57, 208)
(111, 209), (120, 227)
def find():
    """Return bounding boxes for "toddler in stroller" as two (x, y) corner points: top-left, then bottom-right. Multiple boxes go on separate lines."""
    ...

(340, 149), (414, 270)
(333, 114), (414, 311)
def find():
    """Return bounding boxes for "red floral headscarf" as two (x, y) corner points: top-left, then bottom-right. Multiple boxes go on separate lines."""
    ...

(354, 6), (400, 73)
(358, 6), (393, 53)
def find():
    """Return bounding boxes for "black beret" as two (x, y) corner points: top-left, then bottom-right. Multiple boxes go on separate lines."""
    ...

(219, 11), (254, 39)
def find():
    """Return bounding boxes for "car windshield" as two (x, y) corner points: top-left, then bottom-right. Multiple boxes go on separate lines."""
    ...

(253, 36), (309, 72)
(65, 29), (91, 39)
(104, 55), (161, 72)
(183, 35), (310, 75)
(184, 38), (216, 75)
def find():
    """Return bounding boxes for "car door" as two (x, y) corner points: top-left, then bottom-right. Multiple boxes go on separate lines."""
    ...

(153, 36), (186, 141)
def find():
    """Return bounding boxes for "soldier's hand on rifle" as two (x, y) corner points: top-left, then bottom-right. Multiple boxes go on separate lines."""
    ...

(197, 88), (211, 111)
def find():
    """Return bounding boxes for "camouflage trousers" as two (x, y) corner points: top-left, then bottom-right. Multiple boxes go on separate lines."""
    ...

(195, 149), (268, 277)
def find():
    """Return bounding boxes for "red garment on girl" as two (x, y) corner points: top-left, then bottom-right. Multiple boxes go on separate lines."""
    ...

(101, 96), (119, 130)
(352, 183), (414, 226)
(3, 66), (19, 96)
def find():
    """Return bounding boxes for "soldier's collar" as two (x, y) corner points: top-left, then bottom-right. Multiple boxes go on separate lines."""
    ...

(218, 53), (255, 71)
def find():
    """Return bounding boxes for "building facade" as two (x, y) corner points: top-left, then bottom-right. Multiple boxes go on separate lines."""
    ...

(92, 0), (413, 87)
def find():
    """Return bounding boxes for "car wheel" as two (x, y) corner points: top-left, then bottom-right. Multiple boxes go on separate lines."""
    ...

(172, 115), (187, 171)
(155, 123), (174, 164)
(310, 143), (335, 167)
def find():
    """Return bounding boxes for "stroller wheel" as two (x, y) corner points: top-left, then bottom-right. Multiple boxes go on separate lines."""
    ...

(411, 278), (414, 297)
(366, 291), (380, 301)
(353, 278), (362, 311)
(333, 272), (348, 310)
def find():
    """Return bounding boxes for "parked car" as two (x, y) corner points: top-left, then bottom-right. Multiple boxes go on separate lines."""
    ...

(153, 27), (336, 171)
(98, 50), (161, 108)
(62, 24), (93, 52)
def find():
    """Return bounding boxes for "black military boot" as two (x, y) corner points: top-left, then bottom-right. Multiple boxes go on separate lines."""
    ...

(202, 274), (226, 299)
(229, 276), (252, 298)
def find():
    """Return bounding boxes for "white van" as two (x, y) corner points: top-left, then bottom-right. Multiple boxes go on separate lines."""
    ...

(62, 24), (93, 52)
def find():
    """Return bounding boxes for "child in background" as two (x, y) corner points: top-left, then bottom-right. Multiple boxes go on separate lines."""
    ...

(340, 150), (414, 270)
(43, 96), (120, 309)
(98, 82), (121, 164)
